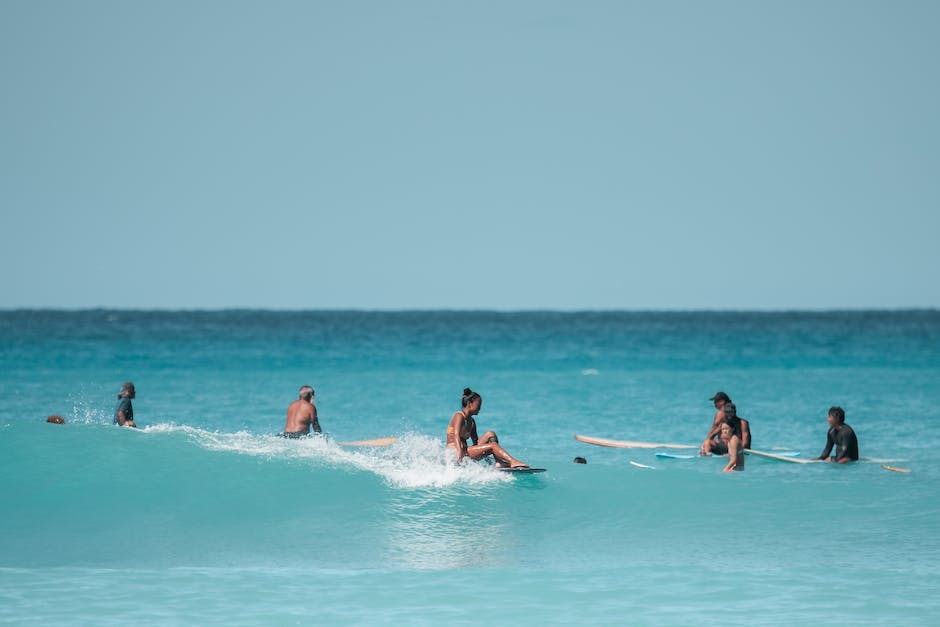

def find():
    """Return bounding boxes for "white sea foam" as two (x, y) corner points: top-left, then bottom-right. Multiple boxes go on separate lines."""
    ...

(140, 424), (511, 488)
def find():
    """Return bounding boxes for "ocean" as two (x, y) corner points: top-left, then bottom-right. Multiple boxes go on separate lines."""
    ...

(2, 310), (939, 624)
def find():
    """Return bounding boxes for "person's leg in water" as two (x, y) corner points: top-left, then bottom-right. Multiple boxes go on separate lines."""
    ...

(477, 430), (498, 445)
(467, 441), (528, 468)
(700, 438), (728, 456)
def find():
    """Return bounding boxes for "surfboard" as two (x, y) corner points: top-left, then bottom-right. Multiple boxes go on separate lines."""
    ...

(629, 460), (655, 469)
(881, 465), (910, 473)
(497, 466), (546, 473)
(655, 452), (696, 460)
(744, 449), (818, 464)
(338, 437), (398, 447)
(574, 434), (697, 450)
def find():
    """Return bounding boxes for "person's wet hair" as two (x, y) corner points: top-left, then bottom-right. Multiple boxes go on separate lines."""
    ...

(118, 381), (135, 398)
(721, 417), (742, 438)
(829, 406), (845, 424)
(573, 457), (587, 464)
(461, 387), (481, 407)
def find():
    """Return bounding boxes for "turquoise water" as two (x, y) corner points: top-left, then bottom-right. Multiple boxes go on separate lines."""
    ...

(2, 311), (939, 624)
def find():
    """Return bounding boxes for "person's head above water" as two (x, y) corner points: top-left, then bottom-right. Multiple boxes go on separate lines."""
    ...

(710, 391), (731, 409)
(299, 385), (315, 401)
(118, 382), (135, 399)
(720, 418), (740, 439)
(723, 402), (737, 418)
(828, 406), (845, 426)
(461, 387), (482, 412)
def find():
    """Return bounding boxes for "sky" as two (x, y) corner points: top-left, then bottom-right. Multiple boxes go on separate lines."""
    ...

(1, 0), (938, 310)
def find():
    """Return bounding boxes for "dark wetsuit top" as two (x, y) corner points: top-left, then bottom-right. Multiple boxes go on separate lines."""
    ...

(819, 423), (859, 461)
(114, 397), (133, 425)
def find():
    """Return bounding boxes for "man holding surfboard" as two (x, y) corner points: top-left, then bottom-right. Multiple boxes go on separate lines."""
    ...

(816, 406), (859, 463)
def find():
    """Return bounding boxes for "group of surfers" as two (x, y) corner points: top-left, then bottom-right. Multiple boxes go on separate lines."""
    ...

(699, 391), (859, 471)
(101, 382), (859, 472)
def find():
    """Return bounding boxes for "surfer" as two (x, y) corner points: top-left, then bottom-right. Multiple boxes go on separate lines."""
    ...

(720, 418), (745, 472)
(446, 388), (528, 468)
(816, 406), (859, 463)
(114, 382), (137, 428)
(281, 385), (321, 438)
(700, 392), (751, 455)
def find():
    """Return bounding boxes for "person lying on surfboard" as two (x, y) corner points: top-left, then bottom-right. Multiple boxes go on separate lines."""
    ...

(280, 385), (321, 438)
(700, 392), (751, 455)
(816, 406), (858, 463)
(446, 388), (528, 468)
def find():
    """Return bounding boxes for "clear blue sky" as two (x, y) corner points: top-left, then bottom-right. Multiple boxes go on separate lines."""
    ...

(2, 1), (938, 309)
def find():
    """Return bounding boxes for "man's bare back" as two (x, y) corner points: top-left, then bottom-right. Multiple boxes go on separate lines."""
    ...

(283, 386), (321, 437)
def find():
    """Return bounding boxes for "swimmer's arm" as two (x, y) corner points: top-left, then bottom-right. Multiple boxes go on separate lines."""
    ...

(702, 413), (722, 445)
(469, 420), (479, 447)
(817, 431), (835, 461)
(740, 420), (750, 447)
(722, 437), (739, 472)
(116, 409), (128, 426)
(310, 403), (321, 434)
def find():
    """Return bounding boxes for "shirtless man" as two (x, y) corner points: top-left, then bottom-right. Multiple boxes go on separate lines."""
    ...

(700, 392), (751, 455)
(446, 388), (528, 468)
(281, 385), (321, 438)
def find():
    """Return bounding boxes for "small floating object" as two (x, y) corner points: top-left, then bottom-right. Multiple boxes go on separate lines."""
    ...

(46, 415), (66, 425)
(629, 460), (655, 469)
(881, 465), (910, 473)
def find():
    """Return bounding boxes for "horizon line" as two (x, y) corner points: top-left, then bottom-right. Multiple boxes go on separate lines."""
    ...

(1, 306), (938, 314)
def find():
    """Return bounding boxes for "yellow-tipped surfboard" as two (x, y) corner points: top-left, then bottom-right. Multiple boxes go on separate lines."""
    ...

(338, 437), (398, 447)
(574, 434), (697, 450)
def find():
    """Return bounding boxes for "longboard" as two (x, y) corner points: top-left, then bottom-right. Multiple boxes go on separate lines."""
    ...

(656, 450), (800, 460)
(497, 466), (546, 473)
(744, 449), (818, 464)
(338, 437), (398, 447)
(746, 449), (909, 465)
(574, 434), (697, 450)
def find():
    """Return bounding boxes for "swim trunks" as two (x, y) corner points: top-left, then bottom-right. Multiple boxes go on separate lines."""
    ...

(280, 430), (309, 439)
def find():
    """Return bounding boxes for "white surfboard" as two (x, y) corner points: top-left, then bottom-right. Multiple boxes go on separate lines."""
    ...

(574, 434), (697, 450)
(744, 449), (818, 464)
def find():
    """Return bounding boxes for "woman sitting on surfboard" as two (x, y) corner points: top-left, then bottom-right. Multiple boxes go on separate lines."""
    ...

(446, 388), (528, 469)
(720, 418), (745, 472)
